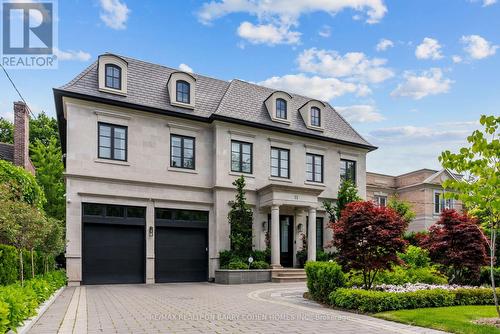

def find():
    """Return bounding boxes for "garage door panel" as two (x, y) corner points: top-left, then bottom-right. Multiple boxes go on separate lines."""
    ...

(83, 223), (145, 285)
(155, 226), (208, 283)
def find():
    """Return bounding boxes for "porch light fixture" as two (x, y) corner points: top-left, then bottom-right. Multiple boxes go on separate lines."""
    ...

(149, 226), (154, 237)
(297, 223), (303, 232)
(262, 221), (267, 230)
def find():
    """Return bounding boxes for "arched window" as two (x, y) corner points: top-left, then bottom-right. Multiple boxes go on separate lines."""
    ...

(105, 64), (122, 90)
(311, 107), (321, 127)
(276, 98), (287, 119)
(176, 80), (190, 104)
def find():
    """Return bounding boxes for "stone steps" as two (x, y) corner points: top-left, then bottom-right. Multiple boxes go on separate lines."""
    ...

(271, 268), (307, 283)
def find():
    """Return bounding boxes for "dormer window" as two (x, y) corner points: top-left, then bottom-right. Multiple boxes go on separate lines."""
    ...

(98, 54), (128, 95)
(168, 72), (196, 109)
(276, 98), (287, 119)
(176, 80), (190, 104)
(105, 64), (122, 90)
(311, 107), (321, 127)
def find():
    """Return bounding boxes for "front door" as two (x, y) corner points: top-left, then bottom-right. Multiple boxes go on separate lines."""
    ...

(279, 216), (294, 267)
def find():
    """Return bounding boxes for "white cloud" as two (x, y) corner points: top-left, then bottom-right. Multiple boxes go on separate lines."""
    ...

(297, 48), (394, 83)
(54, 48), (91, 61)
(483, 0), (497, 6)
(318, 25), (331, 38)
(376, 38), (393, 51)
(415, 37), (443, 60)
(461, 34), (498, 59)
(336, 105), (384, 123)
(452, 55), (463, 63)
(198, 0), (388, 25)
(391, 68), (453, 100)
(237, 22), (300, 45)
(99, 0), (130, 30)
(366, 121), (480, 175)
(179, 63), (193, 73)
(258, 74), (361, 101)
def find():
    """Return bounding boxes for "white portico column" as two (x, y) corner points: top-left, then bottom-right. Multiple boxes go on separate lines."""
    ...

(270, 204), (281, 268)
(307, 207), (317, 262)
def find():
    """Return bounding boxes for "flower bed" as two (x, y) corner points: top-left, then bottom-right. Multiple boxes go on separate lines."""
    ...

(0, 270), (66, 333)
(329, 286), (500, 313)
(373, 283), (479, 293)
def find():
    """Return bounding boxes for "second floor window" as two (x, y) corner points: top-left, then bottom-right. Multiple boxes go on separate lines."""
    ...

(340, 159), (356, 184)
(105, 64), (122, 90)
(276, 98), (287, 119)
(434, 192), (453, 214)
(98, 123), (127, 161)
(176, 80), (190, 104)
(271, 147), (289, 178)
(171, 135), (195, 169)
(374, 195), (387, 207)
(231, 140), (252, 173)
(311, 107), (321, 127)
(306, 153), (323, 183)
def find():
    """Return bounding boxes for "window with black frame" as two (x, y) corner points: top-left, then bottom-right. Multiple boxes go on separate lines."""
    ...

(306, 153), (323, 183)
(276, 98), (287, 119)
(306, 217), (324, 251)
(105, 64), (122, 90)
(271, 147), (289, 178)
(176, 80), (190, 104)
(98, 123), (127, 161)
(311, 107), (321, 127)
(231, 140), (252, 173)
(340, 159), (356, 184)
(170, 135), (195, 169)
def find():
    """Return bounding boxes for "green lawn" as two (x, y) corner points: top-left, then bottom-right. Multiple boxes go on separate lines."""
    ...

(375, 306), (500, 334)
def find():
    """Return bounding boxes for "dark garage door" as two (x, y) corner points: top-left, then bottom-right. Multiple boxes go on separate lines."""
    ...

(155, 209), (208, 283)
(82, 203), (146, 285)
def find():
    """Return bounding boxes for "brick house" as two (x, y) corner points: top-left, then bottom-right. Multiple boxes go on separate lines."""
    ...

(0, 101), (35, 174)
(366, 169), (463, 232)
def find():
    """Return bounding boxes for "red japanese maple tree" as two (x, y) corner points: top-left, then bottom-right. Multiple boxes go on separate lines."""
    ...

(333, 201), (408, 289)
(421, 209), (489, 284)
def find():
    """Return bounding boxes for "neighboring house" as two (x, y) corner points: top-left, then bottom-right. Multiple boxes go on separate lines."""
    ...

(54, 53), (376, 286)
(366, 169), (463, 232)
(0, 101), (35, 174)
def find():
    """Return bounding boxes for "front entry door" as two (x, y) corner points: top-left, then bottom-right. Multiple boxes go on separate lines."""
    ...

(279, 216), (294, 267)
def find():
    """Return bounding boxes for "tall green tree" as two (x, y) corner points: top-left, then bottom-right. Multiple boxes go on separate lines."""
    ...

(388, 197), (416, 225)
(324, 180), (361, 222)
(439, 114), (500, 316)
(0, 117), (13, 143)
(29, 111), (60, 148)
(30, 137), (65, 220)
(228, 176), (253, 257)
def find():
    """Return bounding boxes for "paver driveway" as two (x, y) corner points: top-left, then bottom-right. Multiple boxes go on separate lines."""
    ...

(29, 282), (444, 334)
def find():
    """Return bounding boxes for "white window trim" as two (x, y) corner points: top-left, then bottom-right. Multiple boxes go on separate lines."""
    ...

(433, 190), (454, 215)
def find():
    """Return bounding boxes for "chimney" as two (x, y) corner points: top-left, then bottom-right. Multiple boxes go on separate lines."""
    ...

(13, 101), (30, 171)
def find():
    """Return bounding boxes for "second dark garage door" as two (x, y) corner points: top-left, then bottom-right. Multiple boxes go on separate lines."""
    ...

(155, 209), (208, 283)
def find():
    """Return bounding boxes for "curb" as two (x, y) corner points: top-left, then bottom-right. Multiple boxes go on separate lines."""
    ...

(10, 286), (66, 334)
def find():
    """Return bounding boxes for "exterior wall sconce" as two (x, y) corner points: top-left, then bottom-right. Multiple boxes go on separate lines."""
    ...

(149, 226), (154, 237)
(297, 223), (303, 232)
(262, 221), (267, 230)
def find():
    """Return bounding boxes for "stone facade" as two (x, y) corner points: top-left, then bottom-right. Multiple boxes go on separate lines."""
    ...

(366, 169), (463, 231)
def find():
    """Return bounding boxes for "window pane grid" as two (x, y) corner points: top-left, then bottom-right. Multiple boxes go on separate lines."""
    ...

(340, 159), (356, 184)
(306, 154), (323, 183)
(271, 148), (289, 178)
(231, 141), (253, 173)
(170, 135), (195, 169)
(276, 99), (287, 119)
(98, 123), (127, 161)
(105, 65), (121, 90)
(311, 107), (321, 127)
(176, 81), (190, 104)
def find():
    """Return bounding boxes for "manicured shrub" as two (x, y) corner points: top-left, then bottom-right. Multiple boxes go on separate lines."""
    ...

(227, 260), (249, 270)
(0, 245), (18, 285)
(398, 245), (431, 268)
(251, 249), (270, 263)
(305, 261), (346, 303)
(329, 287), (500, 313)
(0, 270), (66, 332)
(219, 250), (239, 268)
(250, 261), (270, 269)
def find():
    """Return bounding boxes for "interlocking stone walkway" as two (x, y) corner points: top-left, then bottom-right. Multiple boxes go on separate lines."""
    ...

(29, 282), (446, 334)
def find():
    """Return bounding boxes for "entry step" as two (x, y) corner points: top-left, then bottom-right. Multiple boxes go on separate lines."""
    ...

(271, 268), (307, 283)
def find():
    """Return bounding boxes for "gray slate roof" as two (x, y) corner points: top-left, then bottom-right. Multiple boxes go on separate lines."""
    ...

(0, 143), (14, 162)
(57, 54), (374, 149)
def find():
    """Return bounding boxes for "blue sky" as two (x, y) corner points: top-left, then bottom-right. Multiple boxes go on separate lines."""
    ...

(1, 0), (499, 175)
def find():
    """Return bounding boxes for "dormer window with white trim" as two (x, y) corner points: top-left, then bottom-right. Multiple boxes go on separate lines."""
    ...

(264, 91), (292, 125)
(98, 54), (128, 95)
(299, 100), (325, 131)
(168, 72), (196, 109)
(276, 98), (287, 119)
(311, 107), (321, 127)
